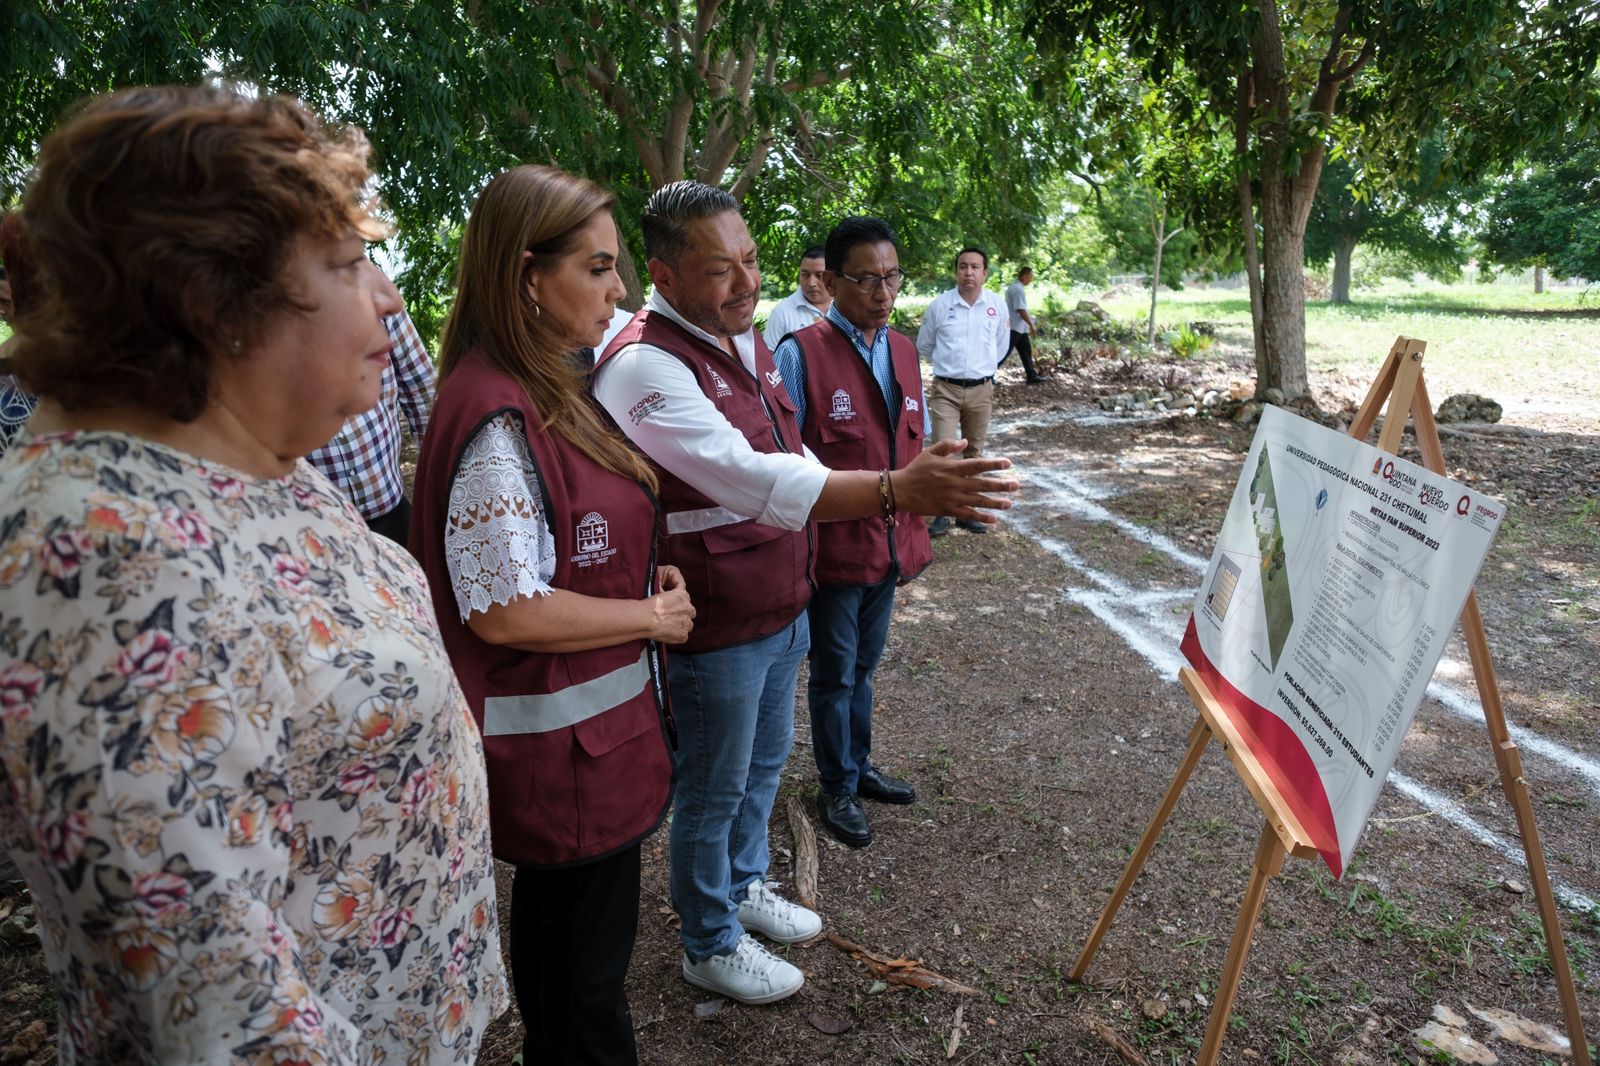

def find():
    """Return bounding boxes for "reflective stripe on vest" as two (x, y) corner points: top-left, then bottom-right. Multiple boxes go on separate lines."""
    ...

(482, 651), (650, 736)
(665, 505), (748, 536)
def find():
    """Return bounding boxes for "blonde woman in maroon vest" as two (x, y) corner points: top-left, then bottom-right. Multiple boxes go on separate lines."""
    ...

(409, 166), (694, 1066)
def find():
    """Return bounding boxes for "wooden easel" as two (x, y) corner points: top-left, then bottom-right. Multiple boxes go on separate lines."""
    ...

(1071, 338), (1592, 1065)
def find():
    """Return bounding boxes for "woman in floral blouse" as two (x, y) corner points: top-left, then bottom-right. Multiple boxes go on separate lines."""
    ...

(0, 85), (508, 1063)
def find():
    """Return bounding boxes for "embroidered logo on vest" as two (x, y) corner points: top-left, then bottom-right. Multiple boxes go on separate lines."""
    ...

(707, 364), (733, 398)
(905, 396), (920, 412)
(574, 511), (620, 569)
(830, 389), (856, 421)
(764, 368), (783, 388)
(577, 511), (609, 553)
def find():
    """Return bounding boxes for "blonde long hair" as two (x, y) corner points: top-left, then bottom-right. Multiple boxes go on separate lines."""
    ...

(440, 165), (655, 491)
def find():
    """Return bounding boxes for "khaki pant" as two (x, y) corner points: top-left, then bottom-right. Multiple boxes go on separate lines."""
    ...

(929, 377), (993, 458)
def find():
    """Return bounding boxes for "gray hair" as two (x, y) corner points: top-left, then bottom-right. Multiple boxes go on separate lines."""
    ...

(642, 181), (738, 265)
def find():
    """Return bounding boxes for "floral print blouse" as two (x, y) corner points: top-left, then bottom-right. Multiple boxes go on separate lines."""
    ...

(0, 432), (508, 1064)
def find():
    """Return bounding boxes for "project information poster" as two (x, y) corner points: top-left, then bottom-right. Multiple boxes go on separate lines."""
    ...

(1181, 405), (1504, 876)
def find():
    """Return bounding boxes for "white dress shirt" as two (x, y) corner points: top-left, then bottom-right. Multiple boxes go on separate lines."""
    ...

(593, 291), (828, 533)
(916, 287), (1012, 379)
(1005, 279), (1031, 334)
(761, 287), (831, 350)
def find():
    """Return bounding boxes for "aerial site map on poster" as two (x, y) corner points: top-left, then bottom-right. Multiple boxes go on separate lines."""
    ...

(1181, 405), (1505, 876)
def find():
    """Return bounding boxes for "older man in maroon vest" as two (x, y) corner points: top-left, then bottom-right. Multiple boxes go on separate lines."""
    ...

(770, 217), (932, 849)
(594, 183), (1017, 1006)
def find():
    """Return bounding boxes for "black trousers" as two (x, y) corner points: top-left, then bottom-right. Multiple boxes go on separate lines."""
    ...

(1006, 330), (1041, 380)
(510, 843), (642, 1066)
(365, 496), (412, 547)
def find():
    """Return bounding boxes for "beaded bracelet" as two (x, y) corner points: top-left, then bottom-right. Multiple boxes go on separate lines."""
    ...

(878, 468), (897, 528)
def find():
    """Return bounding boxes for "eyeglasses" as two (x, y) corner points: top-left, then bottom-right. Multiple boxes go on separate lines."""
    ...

(835, 269), (906, 294)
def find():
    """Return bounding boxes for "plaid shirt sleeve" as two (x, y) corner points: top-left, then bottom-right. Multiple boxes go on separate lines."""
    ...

(386, 309), (435, 438)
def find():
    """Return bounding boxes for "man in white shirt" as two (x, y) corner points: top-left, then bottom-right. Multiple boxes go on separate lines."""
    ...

(761, 245), (831, 349)
(593, 182), (1016, 1008)
(915, 246), (1011, 535)
(1003, 265), (1045, 384)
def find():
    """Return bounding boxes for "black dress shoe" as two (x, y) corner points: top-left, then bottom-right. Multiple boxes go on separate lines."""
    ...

(857, 766), (916, 805)
(955, 518), (988, 534)
(818, 791), (872, 848)
(927, 516), (952, 537)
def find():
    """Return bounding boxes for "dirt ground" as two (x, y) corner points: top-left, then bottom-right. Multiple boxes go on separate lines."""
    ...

(3, 326), (1597, 1064)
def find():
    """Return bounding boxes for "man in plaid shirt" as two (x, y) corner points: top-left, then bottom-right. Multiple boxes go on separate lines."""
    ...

(307, 309), (435, 544)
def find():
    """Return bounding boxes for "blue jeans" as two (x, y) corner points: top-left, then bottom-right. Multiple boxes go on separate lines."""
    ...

(807, 577), (897, 796)
(667, 613), (809, 962)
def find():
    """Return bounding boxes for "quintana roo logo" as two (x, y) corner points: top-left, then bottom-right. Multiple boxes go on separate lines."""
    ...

(577, 511), (609, 553)
(707, 364), (733, 398)
(830, 389), (856, 421)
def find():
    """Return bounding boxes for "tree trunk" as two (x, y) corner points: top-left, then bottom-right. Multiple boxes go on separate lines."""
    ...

(1331, 234), (1357, 305)
(615, 235), (645, 311)
(1148, 200), (1165, 345)
(1256, 174), (1310, 399)
(1234, 69), (1267, 378)
(1534, 264), (1545, 294)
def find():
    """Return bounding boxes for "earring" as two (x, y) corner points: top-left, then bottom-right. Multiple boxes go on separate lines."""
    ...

(531, 302), (542, 318)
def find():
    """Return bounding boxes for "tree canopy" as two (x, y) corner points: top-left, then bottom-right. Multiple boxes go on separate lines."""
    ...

(1025, 0), (1600, 397)
(3, 0), (1596, 363)
(2, 0), (1073, 332)
(1479, 135), (1600, 284)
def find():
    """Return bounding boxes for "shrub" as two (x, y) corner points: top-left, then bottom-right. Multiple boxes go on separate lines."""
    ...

(1163, 323), (1215, 360)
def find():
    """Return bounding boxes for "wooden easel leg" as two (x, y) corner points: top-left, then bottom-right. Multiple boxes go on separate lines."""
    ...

(1197, 822), (1285, 1066)
(1458, 593), (1594, 1066)
(1070, 717), (1211, 981)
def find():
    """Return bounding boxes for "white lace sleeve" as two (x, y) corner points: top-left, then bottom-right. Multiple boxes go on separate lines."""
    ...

(445, 412), (559, 620)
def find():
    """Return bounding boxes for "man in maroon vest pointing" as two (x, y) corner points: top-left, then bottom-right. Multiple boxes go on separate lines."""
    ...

(770, 217), (931, 849)
(594, 183), (1017, 1006)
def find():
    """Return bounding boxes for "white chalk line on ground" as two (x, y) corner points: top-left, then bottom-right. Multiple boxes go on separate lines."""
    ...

(1000, 451), (1600, 914)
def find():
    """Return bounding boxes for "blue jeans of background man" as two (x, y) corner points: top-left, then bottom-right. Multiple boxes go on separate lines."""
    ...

(807, 576), (897, 797)
(667, 612), (810, 962)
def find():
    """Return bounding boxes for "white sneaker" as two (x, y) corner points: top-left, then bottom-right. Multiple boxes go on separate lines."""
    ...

(738, 880), (822, 943)
(682, 934), (804, 1004)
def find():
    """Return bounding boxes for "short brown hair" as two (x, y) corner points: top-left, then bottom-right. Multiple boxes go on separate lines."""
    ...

(12, 84), (388, 421)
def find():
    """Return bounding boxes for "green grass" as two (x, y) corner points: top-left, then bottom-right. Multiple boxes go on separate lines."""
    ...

(1089, 279), (1598, 419)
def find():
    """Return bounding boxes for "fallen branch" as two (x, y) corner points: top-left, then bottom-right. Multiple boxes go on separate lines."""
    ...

(1085, 1020), (1148, 1065)
(785, 794), (818, 910)
(945, 1003), (964, 1059)
(823, 933), (980, 995)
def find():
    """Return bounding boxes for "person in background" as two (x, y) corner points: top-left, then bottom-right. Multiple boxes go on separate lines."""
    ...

(916, 246), (1010, 536)
(761, 245), (830, 349)
(772, 216), (931, 849)
(594, 181), (1016, 1006)
(0, 84), (506, 1063)
(409, 164), (692, 1066)
(0, 212), (41, 454)
(1003, 264), (1045, 383)
(306, 305), (434, 545)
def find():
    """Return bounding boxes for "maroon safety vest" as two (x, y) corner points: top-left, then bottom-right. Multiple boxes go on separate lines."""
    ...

(788, 318), (933, 586)
(596, 310), (813, 654)
(409, 352), (672, 868)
